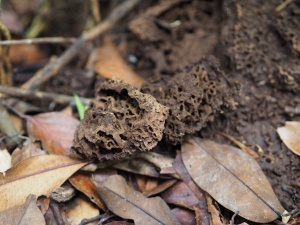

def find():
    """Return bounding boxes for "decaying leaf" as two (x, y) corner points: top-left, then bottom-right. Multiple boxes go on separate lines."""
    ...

(172, 150), (210, 225)
(143, 179), (177, 197)
(277, 121), (300, 156)
(113, 158), (164, 178)
(171, 207), (196, 225)
(0, 107), (20, 144)
(136, 175), (158, 193)
(27, 112), (80, 155)
(206, 194), (225, 225)
(113, 152), (177, 178)
(11, 141), (46, 166)
(65, 195), (100, 225)
(69, 170), (112, 211)
(94, 175), (180, 225)
(0, 149), (11, 174)
(182, 137), (285, 223)
(0, 194), (46, 225)
(94, 36), (144, 88)
(161, 181), (200, 210)
(0, 155), (88, 211)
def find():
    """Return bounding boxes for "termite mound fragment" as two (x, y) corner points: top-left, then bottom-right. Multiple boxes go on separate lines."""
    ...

(159, 57), (239, 145)
(72, 79), (169, 161)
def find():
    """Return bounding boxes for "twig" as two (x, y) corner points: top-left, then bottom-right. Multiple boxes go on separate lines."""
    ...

(49, 200), (65, 225)
(23, 0), (140, 91)
(90, 0), (101, 24)
(0, 85), (91, 105)
(229, 211), (240, 225)
(0, 37), (76, 46)
(273, 0), (293, 14)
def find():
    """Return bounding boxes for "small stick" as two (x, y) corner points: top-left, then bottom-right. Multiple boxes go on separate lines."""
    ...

(23, 0), (140, 91)
(273, 0), (293, 14)
(229, 211), (239, 225)
(49, 200), (65, 225)
(90, 0), (101, 24)
(0, 85), (91, 105)
(0, 37), (76, 46)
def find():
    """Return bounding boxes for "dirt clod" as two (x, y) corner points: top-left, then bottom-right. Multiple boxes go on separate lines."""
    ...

(72, 79), (169, 161)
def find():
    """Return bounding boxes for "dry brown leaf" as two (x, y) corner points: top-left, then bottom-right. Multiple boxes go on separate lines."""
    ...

(0, 149), (11, 174)
(0, 155), (88, 211)
(69, 170), (111, 211)
(0, 108), (20, 144)
(172, 150), (210, 225)
(143, 179), (177, 197)
(113, 158), (162, 178)
(94, 36), (144, 88)
(0, 194), (46, 225)
(277, 121), (300, 156)
(94, 175), (180, 225)
(65, 195), (100, 225)
(182, 137), (285, 223)
(27, 112), (80, 155)
(171, 207), (196, 225)
(206, 194), (225, 225)
(161, 181), (199, 210)
(9, 44), (46, 64)
(113, 152), (177, 179)
(11, 141), (46, 166)
(37, 196), (50, 215)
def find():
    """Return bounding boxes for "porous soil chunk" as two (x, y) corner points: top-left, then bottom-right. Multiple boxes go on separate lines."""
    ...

(159, 57), (238, 145)
(72, 79), (169, 161)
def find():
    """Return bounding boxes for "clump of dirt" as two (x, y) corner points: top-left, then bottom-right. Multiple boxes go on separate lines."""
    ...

(72, 79), (169, 161)
(146, 57), (239, 145)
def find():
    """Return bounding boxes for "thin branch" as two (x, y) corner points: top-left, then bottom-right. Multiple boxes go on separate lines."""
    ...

(0, 85), (91, 105)
(23, 0), (140, 91)
(273, 0), (293, 14)
(90, 0), (101, 24)
(0, 37), (76, 46)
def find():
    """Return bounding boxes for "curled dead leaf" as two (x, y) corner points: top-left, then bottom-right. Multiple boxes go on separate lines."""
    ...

(181, 137), (285, 223)
(277, 121), (300, 156)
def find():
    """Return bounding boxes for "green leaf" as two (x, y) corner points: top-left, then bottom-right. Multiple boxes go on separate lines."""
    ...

(74, 95), (88, 120)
